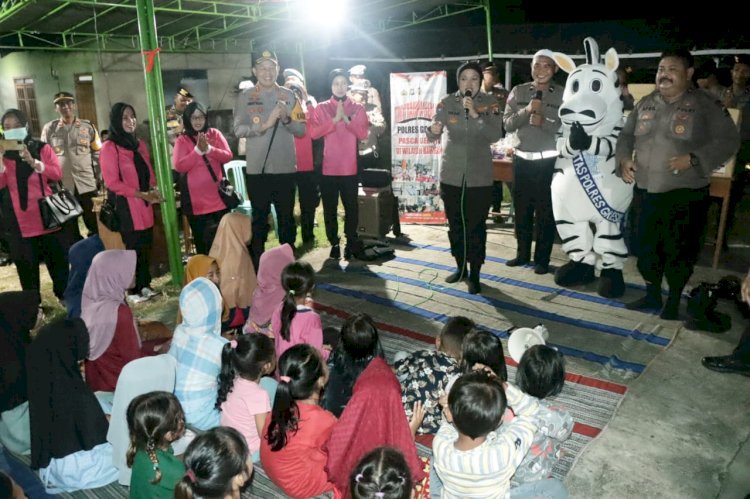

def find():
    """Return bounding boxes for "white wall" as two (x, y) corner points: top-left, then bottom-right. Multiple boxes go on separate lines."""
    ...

(0, 50), (252, 133)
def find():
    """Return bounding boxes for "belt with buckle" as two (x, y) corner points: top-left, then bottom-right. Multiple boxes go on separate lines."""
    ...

(514, 150), (559, 161)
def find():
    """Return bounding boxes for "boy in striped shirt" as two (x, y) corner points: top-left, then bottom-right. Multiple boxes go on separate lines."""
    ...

(432, 370), (568, 498)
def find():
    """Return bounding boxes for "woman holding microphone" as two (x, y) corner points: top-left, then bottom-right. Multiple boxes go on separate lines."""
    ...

(425, 61), (504, 294)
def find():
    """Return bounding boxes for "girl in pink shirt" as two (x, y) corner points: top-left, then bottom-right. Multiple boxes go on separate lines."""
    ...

(217, 333), (277, 461)
(173, 101), (234, 255)
(309, 69), (369, 260)
(271, 261), (328, 361)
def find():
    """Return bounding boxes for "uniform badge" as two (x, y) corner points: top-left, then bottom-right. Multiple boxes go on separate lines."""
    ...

(54, 146), (62, 154)
(448, 116), (459, 124)
(252, 116), (261, 125)
(674, 124), (686, 135)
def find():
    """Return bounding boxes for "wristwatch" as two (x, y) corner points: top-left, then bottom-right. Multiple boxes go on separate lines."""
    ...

(281, 116), (292, 125)
(689, 153), (699, 168)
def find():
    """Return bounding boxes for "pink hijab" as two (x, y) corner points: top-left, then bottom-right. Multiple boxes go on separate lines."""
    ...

(81, 250), (139, 360)
(248, 243), (295, 326)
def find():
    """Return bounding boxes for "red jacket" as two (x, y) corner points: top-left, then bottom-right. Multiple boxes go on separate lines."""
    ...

(308, 97), (368, 176)
(0, 143), (63, 238)
(173, 129), (234, 215)
(100, 140), (156, 231)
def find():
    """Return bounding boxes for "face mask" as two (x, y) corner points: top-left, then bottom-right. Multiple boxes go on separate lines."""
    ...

(3, 127), (28, 141)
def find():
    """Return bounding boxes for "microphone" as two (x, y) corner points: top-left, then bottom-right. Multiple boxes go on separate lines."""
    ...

(534, 90), (543, 100)
(464, 89), (472, 119)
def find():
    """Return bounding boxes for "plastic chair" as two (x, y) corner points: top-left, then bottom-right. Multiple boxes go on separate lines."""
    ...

(222, 160), (279, 237)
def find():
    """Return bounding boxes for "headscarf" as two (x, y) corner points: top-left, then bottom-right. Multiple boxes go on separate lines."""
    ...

(176, 254), (229, 323)
(80, 249), (139, 360)
(64, 235), (105, 319)
(107, 354), (177, 485)
(0, 290), (40, 412)
(182, 101), (209, 136)
(27, 318), (109, 469)
(249, 243), (295, 326)
(1, 109), (45, 211)
(175, 277), (223, 336)
(325, 358), (425, 497)
(107, 102), (150, 202)
(209, 212), (256, 310)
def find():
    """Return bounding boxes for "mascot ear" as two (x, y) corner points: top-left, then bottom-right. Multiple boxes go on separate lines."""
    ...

(553, 53), (577, 74)
(604, 48), (619, 73)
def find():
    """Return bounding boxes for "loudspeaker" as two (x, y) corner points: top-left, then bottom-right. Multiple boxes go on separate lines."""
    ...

(358, 186), (394, 238)
(508, 325), (548, 363)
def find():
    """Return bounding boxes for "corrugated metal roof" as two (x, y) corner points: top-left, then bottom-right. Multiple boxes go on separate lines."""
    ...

(0, 0), (485, 53)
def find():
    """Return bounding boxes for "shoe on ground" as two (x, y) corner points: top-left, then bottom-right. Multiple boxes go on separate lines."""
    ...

(625, 294), (663, 311)
(533, 263), (549, 275)
(140, 287), (158, 300)
(329, 245), (341, 259)
(506, 257), (530, 267)
(701, 355), (750, 376)
(127, 293), (148, 305)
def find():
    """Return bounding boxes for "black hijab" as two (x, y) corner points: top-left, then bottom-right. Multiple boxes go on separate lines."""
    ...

(107, 102), (150, 202)
(1, 109), (45, 211)
(182, 101), (209, 136)
(27, 318), (109, 469)
(0, 290), (40, 413)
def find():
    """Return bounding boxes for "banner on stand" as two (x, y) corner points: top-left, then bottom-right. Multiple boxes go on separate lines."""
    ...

(390, 71), (447, 224)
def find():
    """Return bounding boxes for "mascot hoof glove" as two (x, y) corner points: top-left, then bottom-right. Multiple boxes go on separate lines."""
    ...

(598, 268), (625, 298)
(554, 260), (595, 287)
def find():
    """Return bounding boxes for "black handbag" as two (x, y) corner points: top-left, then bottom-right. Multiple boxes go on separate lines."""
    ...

(37, 176), (82, 230)
(189, 136), (242, 210)
(99, 193), (120, 232)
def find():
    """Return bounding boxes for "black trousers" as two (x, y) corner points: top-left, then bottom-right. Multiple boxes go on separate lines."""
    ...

(440, 183), (493, 266)
(511, 156), (556, 265)
(296, 171), (320, 243)
(8, 229), (72, 299)
(188, 209), (229, 255)
(636, 186), (709, 291)
(120, 228), (153, 292)
(320, 175), (359, 247)
(75, 188), (99, 236)
(246, 173), (297, 269)
(492, 181), (504, 211)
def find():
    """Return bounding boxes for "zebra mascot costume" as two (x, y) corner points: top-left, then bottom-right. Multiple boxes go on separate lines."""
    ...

(550, 38), (633, 298)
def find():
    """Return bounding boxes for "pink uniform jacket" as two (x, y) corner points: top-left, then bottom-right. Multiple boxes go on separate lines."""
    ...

(100, 140), (156, 232)
(0, 143), (63, 238)
(308, 97), (368, 176)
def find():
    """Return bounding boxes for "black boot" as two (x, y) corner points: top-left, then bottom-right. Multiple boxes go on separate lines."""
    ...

(445, 257), (467, 283)
(660, 288), (682, 320)
(506, 255), (530, 267)
(300, 214), (315, 245)
(468, 263), (482, 294)
(329, 239), (341, 259)
(626, 282), (662, 311)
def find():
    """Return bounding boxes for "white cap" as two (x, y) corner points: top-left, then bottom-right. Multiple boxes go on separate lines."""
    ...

(533, 49), (557, 63)
(239, 80), (255, 90)
(349, 64), (367, 76)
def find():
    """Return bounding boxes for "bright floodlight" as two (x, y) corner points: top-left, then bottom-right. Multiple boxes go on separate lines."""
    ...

(302, 0), (347, 29)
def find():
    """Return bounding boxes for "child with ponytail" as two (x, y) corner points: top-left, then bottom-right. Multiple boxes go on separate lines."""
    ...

(259, 344), (339, 499)
(216, 333), (277, 461)
(174, 426), (252, 499)
(270, 262), (329, 360)
(126, 391), (186, 499)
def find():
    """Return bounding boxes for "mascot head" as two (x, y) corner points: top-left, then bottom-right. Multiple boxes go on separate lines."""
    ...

(553, 37), (623, 135)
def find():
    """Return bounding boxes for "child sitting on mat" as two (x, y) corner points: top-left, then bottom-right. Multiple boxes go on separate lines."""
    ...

(395, 316), (474, 435)
(432, 370), (568, 499)
(511, 345), (573, 487)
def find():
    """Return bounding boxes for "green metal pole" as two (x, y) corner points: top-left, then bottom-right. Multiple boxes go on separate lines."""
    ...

(484, 0), (493, 62)
(135, 0), (183, 286)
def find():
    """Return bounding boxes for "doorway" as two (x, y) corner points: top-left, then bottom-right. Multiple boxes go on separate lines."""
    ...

(74, 73), (99, 131)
